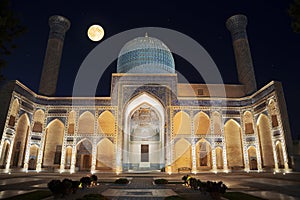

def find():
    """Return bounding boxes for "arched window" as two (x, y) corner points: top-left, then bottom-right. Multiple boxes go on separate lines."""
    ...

(243, 111), (254, 134)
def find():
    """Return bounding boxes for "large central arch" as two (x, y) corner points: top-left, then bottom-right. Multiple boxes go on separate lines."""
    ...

(123, 93), (165, 171)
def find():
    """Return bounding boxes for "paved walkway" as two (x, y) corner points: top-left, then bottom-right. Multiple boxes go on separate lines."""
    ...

(0, 172), (300, 199)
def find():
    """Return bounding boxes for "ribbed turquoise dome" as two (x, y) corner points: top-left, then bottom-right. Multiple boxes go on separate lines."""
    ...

(117, 36), (175, 73)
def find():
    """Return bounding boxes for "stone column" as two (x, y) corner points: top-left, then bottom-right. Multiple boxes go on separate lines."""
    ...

(226, 14), (257, 95)
(39, 15), (70, 96)
(91, 140), (96, 173)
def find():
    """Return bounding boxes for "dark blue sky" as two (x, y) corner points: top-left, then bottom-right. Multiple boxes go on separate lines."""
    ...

(3, 0), (300, 139)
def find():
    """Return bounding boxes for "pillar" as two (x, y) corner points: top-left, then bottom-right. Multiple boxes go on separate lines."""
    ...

(226, 14), (257, 95)
(39, 15), (70, 96)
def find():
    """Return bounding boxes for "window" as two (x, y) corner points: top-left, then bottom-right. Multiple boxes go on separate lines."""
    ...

(271, 115), (279, 127)
(197, 89), (203, 96)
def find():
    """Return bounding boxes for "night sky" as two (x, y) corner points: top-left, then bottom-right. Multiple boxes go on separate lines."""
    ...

(3, 0), (300, 139)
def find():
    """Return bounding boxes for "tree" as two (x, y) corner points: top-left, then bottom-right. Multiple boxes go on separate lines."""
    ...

(0, 0), (26, 80)
(288, 0), (300, 33)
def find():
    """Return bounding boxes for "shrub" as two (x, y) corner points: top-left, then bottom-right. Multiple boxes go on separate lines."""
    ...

(80, 177), (92, 188)
(154, 179), (168, 184)
(114, 178), (129, 184)
(72, 180), (80, 193)
(181, 176), (228, 195)
(90, 174), (98, 182)
(90, 174), (98, 186)
(47, 180), (63, 198)
(62, 179), (73, 196)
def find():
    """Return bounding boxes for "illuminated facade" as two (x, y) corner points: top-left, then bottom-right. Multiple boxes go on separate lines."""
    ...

(0, 15), (294, 174)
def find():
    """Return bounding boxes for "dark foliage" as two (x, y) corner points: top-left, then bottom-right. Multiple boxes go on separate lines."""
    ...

(48, 178), (80, 198)
(181, 175), (228, 195)
(90, 174), (98, 182)
(80, 176), (92, 188)
(47, 180), (63, 198)
(0, 0), (26, 79)
(289, 0), (300, 33)
(72, 180), (80, 193)
(114, 178), (129, 184)
(62, 179), (73, 196)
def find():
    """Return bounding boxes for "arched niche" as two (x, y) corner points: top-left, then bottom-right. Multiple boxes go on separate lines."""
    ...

(224, 119), (243, 168)
(43, 119), (64, 167)
(68, 111), (76, 134)
(96, 138), (114, 170)
(243, 111), (254, 134)
(194, 112), (210, 135)
(0, 140), (10, 167)
(76, 139), (92, 171)
(11, 113), (30, 167)
(196, 139), (212, 170)
(32, 109), (45, 132)
(64, 146), (72, 169)
(28, 144), (39, 170)
(173, 111), (191, 135)
(78, 111), (95, 134)
(248, 146), (258, 170)
(213, 112), (222, 135)
(257, 114), (274, 168)
(8, 99), (19, 127)
(268, 99), (279, 128)
(173, 138), (192, 170)
(215, 147), (223, 169)
(98, 111), (115, 135)
(275, 141), (284, 168)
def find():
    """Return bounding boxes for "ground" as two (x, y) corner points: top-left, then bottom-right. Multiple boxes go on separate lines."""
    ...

(0, 172), (299, 199)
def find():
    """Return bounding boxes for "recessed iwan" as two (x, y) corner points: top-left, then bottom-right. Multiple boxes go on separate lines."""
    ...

(87, 24), (104, 42)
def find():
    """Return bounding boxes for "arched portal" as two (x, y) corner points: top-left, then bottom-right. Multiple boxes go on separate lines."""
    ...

(43, 119), (64, 167)
(96, 138), (115, 170)
(224, 119), (244, 169)
(28, 145), (39, 170)
(215, 147), (223, 169)
(0, 140), (10, 167)
(76, 139), (92, 171)
(276, 141), (284, 168)
(11, 113), (30, 167)
(257, 114), (274, 168)
(123, 93), (165, 171)
(248, 146), (258, 170)
(65, 146), (72, 169)
(196, 139), (212, 170)
(173, 138), (192, 171)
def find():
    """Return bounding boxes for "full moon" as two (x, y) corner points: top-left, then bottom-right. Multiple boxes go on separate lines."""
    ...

(87, 25), (104, 42)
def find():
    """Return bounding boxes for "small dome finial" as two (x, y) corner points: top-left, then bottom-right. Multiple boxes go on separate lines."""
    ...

(145, 32), (148, 37)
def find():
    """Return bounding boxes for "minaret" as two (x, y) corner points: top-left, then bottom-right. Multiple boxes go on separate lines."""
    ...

(226, 14), (257, 95)
(38, 15), (70, 96)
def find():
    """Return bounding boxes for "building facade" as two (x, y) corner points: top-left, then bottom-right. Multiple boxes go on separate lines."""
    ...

(0, 15), (294, 174)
